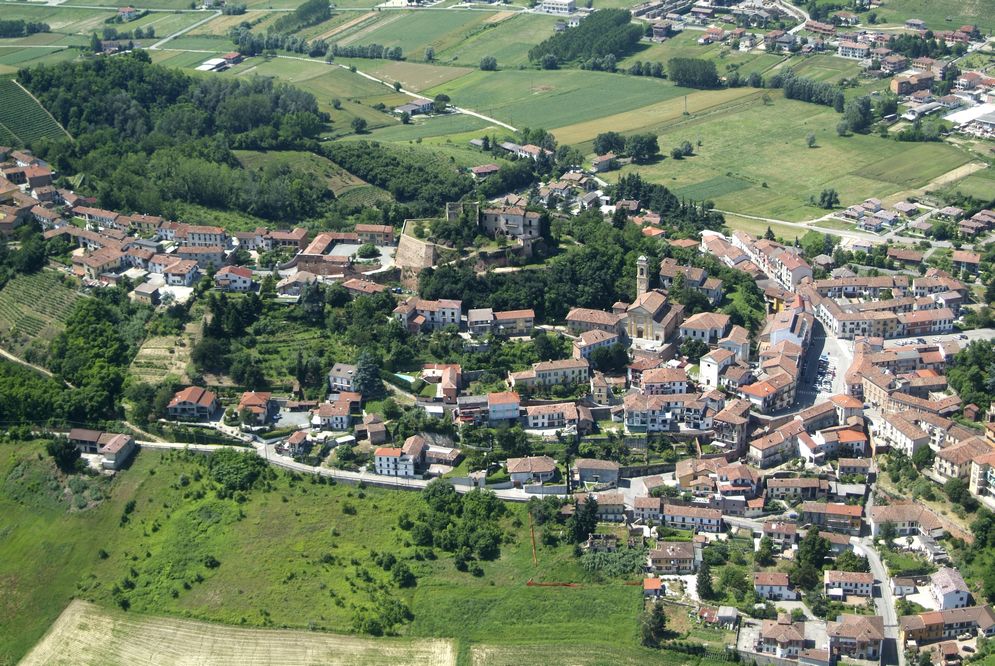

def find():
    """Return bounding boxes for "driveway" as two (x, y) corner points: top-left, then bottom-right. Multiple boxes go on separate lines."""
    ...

(854, 516), (901, 666)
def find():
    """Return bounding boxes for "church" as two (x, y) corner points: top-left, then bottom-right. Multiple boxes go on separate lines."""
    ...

(613, 256), (684, 342)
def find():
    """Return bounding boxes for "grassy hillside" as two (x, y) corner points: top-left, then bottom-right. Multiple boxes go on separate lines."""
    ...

(0, 442), (735, 666)
(0, 78), (70, 145)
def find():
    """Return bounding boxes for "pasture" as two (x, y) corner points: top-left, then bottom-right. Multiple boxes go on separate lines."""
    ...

(0, 271), (82, 363)
(0, 46), (80, 75)
(0, 5), (114, 33)
(937, 166), (995, 201)
(606, 95), (973, 220)
(368, 112), (497, 142)
(425, 68), (688, 130)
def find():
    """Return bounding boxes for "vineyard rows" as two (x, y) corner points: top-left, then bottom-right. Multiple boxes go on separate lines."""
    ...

(0, 78), (69, 145)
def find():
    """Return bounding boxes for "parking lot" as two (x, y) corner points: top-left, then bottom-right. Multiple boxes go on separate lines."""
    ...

(797, 322), (853, 406)
(883, 328), (993, 349)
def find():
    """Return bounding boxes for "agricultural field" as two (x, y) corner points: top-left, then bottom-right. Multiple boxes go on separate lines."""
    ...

(0, 443), (663, 665)
(937, 166), (995, 202)
(22, 601), (457, 666)
(128, 330), (196, 385)
(0, 271), (83, 364)
(871, 0), (995, 33)
(0, 5), (115, 33)
(0, 77), (71, 144)
(361, 61), (473, 93)
(425, 68), (689, 131)
(332, 10), (495, 61)
(605, 94), (974, 221)
(433, 12), (560, 68)
(368, 113), (498, 143)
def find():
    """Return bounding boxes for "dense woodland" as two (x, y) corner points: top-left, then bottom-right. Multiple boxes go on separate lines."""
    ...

(19, 54), (332, 222)
(528, 10), (643, 67)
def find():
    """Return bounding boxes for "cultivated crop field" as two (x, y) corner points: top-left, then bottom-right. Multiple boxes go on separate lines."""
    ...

(0, 78), (71, 144)
(362, 60), (473, 93)
(0, 271), (82, 362)
(872, 0), (995, 33)
(22, 600), (458, 666)
(128, 333), (195, 384)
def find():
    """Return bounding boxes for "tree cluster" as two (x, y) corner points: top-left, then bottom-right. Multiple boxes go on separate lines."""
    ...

(667, 58), (720, 89)
(271, 0), (333, 34)
(528, 9), (643, 66)
(0, 20), (49, 38)
(769, 69), (844, 109)
(230, 26), (329, 58)
(329, 43), (403, 60)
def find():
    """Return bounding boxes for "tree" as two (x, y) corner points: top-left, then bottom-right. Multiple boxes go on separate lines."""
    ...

(640, 603), (668, 647)
(945, 477), (969, 505)
(625, 134), (659, 163)
(567, 496), (598, 542)
(351, 117), (368, 134)
(353, 351), (386, 400)
(432, 94), (450, 113)
(818, 188), (840, 209)
(670, 147), (684, 160)
(46, 438), (81, 473)
(424, 46), (434, 62)
(806, 132), (817, 148)
(764, 226), (776, 241)
(680, 338), (709, 363)
(593, 131), (625, 156)
(912, 446), (934, 470)
(356, 243), (380, 259)
(540, 53), (559, 69)
(479, 55), (497, 71)
(697, 559), (715, 599)
(756, 536), (775, 566)
(835, 550), (870, 573)
(792, 526), (830, 590)
(90, 32), (102, 53)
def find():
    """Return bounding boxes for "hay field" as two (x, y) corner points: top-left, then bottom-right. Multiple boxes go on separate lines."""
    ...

(22, 600), (457, 666)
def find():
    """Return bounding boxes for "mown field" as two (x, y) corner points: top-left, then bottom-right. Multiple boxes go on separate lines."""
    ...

(22, 600), (458, 666)
(605, 94), (973, 220)
(0, 443), (683, 666)
(939, 166), (995, 201)
(425, 68), (689, 131)
(0, 271), (82, 363)
(332, 10), (496, 61)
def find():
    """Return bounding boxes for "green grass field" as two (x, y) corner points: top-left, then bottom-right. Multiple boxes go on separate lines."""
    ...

(872, 0), (995, 32)
(434, 12), (560, 68)
(333, 10), (496, 61)
(425, 68), (689, 131)
(605, 94), (973, 221)
(0, 271), (83, 363)
(0, 443), (688, 666)
(361, 60), (473, 93)
(939, 166), (995, 201)
(367, 113), (497, 142)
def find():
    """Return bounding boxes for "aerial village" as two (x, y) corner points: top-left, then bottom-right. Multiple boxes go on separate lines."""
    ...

(4, 104), (995, 665)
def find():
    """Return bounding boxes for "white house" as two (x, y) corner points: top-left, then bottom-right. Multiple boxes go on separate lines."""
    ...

(487, 391), (520, 422)
(754, 572), (798, 600)
(214, 265), (254, 292)
(328, 363), (357, 392)
(930, 568), (971, 610)
(506, 455), (557, 485)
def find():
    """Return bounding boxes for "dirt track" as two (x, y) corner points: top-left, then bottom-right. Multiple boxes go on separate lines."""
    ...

(21, 600), (457, 666)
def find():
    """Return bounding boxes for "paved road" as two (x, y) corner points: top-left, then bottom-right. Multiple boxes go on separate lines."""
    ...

(149, 10), (220, 50)
(137, 439), (548, 501)
(858, 490), (903, 666)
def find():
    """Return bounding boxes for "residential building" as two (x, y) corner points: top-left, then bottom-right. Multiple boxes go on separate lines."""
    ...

(754, 573), (798, 601)
(827, 615), (884, 662)
(900, 606), (995, 645)
(800, 501), (863, 535)
(354, 223), (394, 245)
(825, 571), (875, 598)
(573, 329), (620, 360)
(214, 265), (253, 292)
(647, 541), (698, 574)
(661, 503), (722, 532)
(641, 367), (688, 395)
(311, 400), (351, 431)
(374, 445), (417, 478)
(930, 568), (971, 610)
(487, 391), (520, 422)
(838, 41), (870, 58)
(758, 614), (805, 657)
(328, 363), (357, 392)
(573, 459), (620, 487)
(679, 312), (731, 344)
(237, 391), (274, 425)
(507, 455), (557, 485)
(166, 386), (218, 420)
(393, 297), (462, 333)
